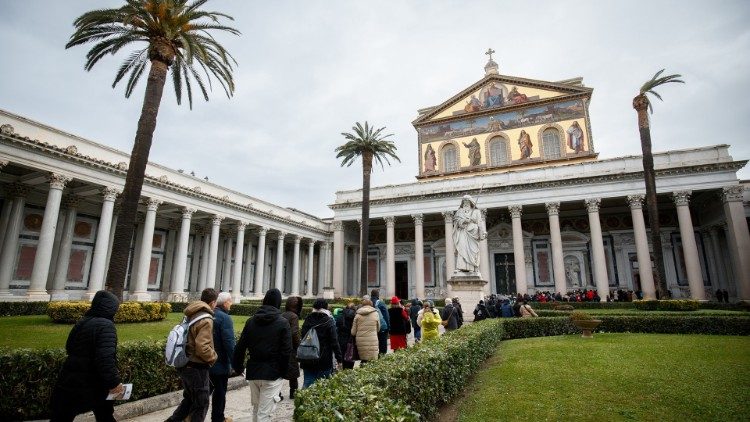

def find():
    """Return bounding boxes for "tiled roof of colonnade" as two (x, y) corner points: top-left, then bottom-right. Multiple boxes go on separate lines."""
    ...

(0, 110), (330, 240)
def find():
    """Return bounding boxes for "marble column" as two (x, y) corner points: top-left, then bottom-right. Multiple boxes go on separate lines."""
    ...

(585, 198), (610, 300)
(306, 240), (315, 297)
(317, 242), (326, 295)
(332, 221), (344, 297)
(443, 211), (455, 295)
(274, 232), (286, 292)
(721, 186), (750, 300)
(0, 198), (13, 258)
(412, 214), (425, 299)
(27, 174), (71, 301)
(231, 222), (246, 302)
(509, 205), (527, 295)
(131, 198), (161, 301)
(205, 215), (223, 291)
(673, 191), (705, 300)
(385, 216), (395, 298)
(291, 235), (302, 295)
(198, 225), (211, 292)
(708, 227), (728, 291)
(168, 208), (194, 302)
(162, 220), (179, 294)
(221, 234), (233, 291)
(242, 236), (253, 295)
(254, 227), (268, 296)
(479, 209), (491, 293)
(84, 188), (119, 300)
(0, 185), (29, 296)
(546, 202), (566, 296)
(627, 195), (656, 300)
(51, 196), (80, 300)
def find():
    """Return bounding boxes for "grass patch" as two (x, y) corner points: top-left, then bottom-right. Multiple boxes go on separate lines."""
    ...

(455, 334), (750, 421)
(0, 313), (251, 350)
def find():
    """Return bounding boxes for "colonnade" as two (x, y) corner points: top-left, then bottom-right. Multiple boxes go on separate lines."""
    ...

(0, 167), (333, 302)
(330, 187), (750, 301)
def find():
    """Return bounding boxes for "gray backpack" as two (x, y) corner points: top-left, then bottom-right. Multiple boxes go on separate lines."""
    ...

(297, 322), (326, 363)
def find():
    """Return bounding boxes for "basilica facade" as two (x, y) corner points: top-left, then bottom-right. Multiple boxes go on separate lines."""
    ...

(0, 57), (748, 303)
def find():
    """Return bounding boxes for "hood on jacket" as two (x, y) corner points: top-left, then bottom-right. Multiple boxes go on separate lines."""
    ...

(86, 290), (119, 320)
(356, 305), (377, 316)
(253, 304), (282, 325)
(184, 301), (215, 319)
(306, 311), (333, 326)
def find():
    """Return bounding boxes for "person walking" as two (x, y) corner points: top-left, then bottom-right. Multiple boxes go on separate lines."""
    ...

(50, 290), (123, 422)
(518, 300), (538, 318)
(299, 299), (342, 387)
(387, 296), (410, 350)
(452, 297), (464, 328)
(409, 299), (422, 343)
(370, 289), (390, 356)
(232, 289), (291, 422)
(351, 299), (380, 364)
(417, 301), (441, 342)
(167, 288), (219, 422)
(440, 298), (459, 332)
(281, 296), (302, 400)
(209, 292), (235, 422)
(336, 302), (357, 369)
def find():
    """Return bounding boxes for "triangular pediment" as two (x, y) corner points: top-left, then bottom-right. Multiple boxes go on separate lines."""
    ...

(413, 74), (592, 126)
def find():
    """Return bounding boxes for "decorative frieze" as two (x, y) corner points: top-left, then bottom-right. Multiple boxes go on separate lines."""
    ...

(0, 124), (14, 135)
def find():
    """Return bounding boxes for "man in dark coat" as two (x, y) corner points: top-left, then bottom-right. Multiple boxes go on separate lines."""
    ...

(409, 299), (422, 342)
(440, 298), (459, 331)
(453, 297), (464, 328)
(232, 288), (291, 422)
(299, 299), (342, 388)
(209, 292), (235, 422)
(281, 295), (302, 399)
(336, 302), (357, 368)
(473, 300), (488, 321)
(50, 290), (123, 422)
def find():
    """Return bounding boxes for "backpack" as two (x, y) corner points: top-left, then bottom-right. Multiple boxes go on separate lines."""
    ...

(297, 322), (326, 363)
(374, 300), (388, 332)
(165, 312), (212, 368)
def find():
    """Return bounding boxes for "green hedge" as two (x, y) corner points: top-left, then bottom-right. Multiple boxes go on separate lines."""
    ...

(47, 301), (171, 323)
(295, 318), (503, 421)
(170, 302), (313, 319)
(632, 300), (700, 311)
(0, 301), (49, 316)
(0, 341), (180, 421)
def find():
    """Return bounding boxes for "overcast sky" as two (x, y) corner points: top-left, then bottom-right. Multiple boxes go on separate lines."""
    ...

(1, 0), (748, 218)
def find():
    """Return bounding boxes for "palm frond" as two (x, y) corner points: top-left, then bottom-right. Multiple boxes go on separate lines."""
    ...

(336, 121), (401, 170)
(638, 69), (685, 113)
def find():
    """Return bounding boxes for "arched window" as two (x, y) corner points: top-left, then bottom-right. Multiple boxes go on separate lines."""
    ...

(489, 137), (509, 166)
(542, 128), (562, 159)
(442, 144), (458, 172)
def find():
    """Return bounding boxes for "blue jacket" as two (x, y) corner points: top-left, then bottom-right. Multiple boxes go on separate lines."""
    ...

(500, 303), (514, 318)
(210, 306), (236, 376)
(373, 297), (390, 332)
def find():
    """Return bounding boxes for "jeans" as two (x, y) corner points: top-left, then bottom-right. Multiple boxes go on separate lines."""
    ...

(302, 368), (333, 388)
(168, 365), (210, 422)
(413, 325), (422, 342)
(377, 331), (388, 355)
(209, 373), (229, 422)
(249, 378), (283, 422)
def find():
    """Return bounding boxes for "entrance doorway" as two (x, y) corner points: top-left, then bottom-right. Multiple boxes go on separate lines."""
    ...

(395, 261), (409, 299)
(494, 253), (516, 295)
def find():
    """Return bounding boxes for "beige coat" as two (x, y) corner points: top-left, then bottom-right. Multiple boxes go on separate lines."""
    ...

(519, 304), (538, 318)
(351, 305), (380, 361)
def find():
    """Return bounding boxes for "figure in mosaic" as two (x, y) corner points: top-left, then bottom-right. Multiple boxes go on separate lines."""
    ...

(463, 138), (481, 166)
(452, 195), (487, 276)
(518, 130), (533, 159)
(567, 121), (585, 153)
(424, 144), (437, 171)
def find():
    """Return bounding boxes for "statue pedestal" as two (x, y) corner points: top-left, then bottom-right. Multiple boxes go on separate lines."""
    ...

(448, 274), (487, 323)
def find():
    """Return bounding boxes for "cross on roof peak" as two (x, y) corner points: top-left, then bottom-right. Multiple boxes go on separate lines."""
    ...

(485, 48), (496, 61)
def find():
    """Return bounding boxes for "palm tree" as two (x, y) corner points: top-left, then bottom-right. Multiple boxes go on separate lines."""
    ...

(336, 122), (400, 296)
(66, 0), (239, 301)
(632, 69), (684, 299)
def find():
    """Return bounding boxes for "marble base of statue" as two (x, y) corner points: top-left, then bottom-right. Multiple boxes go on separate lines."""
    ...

(448, 272), (488, 323)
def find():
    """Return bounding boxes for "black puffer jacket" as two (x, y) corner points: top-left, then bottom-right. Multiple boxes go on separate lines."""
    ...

(232, 305), (292, 381)
(336, 307), (356, 353)
(300, 311), (341, 371)
(55, 290), (121, 400)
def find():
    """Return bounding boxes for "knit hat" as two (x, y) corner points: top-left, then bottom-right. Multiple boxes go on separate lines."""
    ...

(390, 296), (400, 305)
(262, 288), (282, 309)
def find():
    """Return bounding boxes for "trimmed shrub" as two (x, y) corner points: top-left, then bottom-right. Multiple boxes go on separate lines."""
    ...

(569, 311), (593, 321)
(0, 341), (180, 420)
(47, 301), (170, 323)
(0, 301), (49, 316)
(633, 300), (700, 311)
(294, 319), (504, 421)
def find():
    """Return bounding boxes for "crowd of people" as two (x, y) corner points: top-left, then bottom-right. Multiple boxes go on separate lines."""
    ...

(50, 288), (471, 422)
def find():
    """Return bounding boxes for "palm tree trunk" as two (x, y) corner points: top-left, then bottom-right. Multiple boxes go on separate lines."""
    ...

(360, 151), (373, 296)
(634, 95), (668, 299)
(105, 59), (169, 301)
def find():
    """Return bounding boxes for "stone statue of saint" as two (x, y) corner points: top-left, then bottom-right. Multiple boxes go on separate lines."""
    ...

(452, 195), (487, 276)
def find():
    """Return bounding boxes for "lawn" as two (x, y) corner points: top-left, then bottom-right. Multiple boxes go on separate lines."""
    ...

(0, 313), (252, 350)
(455, 334), (750, 421)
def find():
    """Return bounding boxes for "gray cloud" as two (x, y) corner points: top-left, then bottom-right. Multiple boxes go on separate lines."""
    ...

(1, 0), (748, 217)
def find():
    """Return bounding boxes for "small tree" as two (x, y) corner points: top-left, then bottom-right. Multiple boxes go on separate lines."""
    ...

(632, 69), (684, 299)
(336, 122), (400, 296)
(66, 0), (239, 301)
